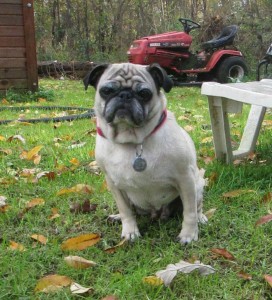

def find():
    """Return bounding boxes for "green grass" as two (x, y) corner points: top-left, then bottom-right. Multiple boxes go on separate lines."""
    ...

(0, 79), (272, 299)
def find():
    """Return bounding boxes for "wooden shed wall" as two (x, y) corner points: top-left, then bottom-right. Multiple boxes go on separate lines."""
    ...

(0, 0), (38, 92)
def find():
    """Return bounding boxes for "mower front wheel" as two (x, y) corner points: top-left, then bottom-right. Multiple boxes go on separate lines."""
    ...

(216, 56), (248, 83)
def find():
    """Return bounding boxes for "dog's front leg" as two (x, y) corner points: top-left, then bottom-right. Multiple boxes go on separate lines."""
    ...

(177, 171), (199, 244)
(106, 176), (141, 241)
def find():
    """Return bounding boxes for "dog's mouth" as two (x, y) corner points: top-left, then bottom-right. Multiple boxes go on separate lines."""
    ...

(104, 101), (145, 126)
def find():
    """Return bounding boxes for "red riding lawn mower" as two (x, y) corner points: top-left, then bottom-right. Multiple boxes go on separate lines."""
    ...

(127, 18), (248, 86)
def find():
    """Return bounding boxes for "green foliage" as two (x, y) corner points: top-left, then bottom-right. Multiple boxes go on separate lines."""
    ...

(5, 87), (55, 103)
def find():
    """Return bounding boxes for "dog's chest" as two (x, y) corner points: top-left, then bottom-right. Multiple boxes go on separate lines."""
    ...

(96, 140), (179, 209)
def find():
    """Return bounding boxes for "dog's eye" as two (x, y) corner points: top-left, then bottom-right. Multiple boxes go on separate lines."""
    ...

(99, 83), (119, 97)
(137, 88), (152, 100)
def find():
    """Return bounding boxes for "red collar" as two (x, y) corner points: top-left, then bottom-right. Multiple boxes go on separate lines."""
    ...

(97, 109), (167, 138)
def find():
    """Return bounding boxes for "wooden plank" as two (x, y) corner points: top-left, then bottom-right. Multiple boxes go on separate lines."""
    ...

(0, 26), (24, 37)
(22, 0), (38, 91)
(0, 48), (25, 58)
(0, 4), (23, 15)
(0, 58), (26, 68)
(0, 78), (28, 90)
(0, 0), (22, 4)
(0, 37), (25, 47)
(0, 68), (27, 79)
(0, 16), (23, 26)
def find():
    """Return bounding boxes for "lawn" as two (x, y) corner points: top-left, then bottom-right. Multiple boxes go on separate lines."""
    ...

(0, 79), (271, 300)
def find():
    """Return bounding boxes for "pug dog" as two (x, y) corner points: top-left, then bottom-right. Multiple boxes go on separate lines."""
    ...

(84, 63), (207, 244)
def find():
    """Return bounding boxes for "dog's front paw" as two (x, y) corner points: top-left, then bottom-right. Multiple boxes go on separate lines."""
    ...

(177, 226), (198, 244)
(121, 219), (141, 241)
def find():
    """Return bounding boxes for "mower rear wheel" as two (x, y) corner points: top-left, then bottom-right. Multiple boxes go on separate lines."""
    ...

(216, 56), (248, 83)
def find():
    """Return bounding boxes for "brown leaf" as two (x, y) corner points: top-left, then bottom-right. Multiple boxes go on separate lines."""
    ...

(57, 184), (93, 196)
(36, 171), (56, 181)
(104, 239), (127, 254)
(264, 274), (272, 287)
(64, 255), (97, 269)
(9, 241), (26, 252)
(238, 271), (252, 280)
(25, 198), (45, 209)
(101, 296), (119, 300)
(7, 134), (26, 144)
(34, 274), (72, 293)
(222, 189), (255, 198)
(69, 158), (80, 166)
(70, 199), (97, 214)
(61, 233), (100, 251)
(210, 248), (235, 261)
(262, 192), (272, 203)
(31, 234), (47, 245)
(48, 208), (60, 220)
(204, 208), (217, 219)
(26, 145), (43, 160)
(255, 214), (272, 226)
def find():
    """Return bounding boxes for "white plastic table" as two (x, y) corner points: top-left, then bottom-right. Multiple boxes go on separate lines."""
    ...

(201, 79), (272, 164)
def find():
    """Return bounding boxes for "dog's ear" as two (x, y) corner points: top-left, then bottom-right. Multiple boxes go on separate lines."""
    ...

(83, 64), (109, 90)
(147, 64), (173, 93)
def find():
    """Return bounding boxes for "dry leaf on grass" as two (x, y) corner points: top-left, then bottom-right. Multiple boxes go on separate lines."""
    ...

(25, 198), (45, 209)
(104, 239), (127, 254)
(7, 134), (26, 144)
(204, 208), (217, 219)
(57, 184), (93, 196)
(35, 274), (72, 293)
(64, 255), (97, 269)
(262, 192), (272, 203)
(70, 199), (97, 214)
(255, 214), (272, 226)
(264, 274), (272, 287)
(61, 233), (100, 251)
(142, 276), (164, 286)
(210, 248), (235, 261)
(70, 282), (93, 294)
(156, 260), (215, 286)
(48, 208), (60, 220)
(222, 189), (255, 198)
(101, 296), (119, 300)
(9, 241), (26, 252)
(238, 271), (252, 280)
(31, 234), (47, 245)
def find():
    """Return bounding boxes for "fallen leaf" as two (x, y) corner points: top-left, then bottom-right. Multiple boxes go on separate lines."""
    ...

(0, 148), (12, 155)
(222, 189), (255, 198)
(70, 282), (93, 294)
(86, 161), (100, 175)
(101, 296), (119, 300)
(7, 134), (26, 144)
(69, 158), (80, 166)
(210, 248), (235, 261)
(264, 274), (272, 287)
(26, 145), (43, 160)
(156, 260), (215, 286)
(36, 171), (56, 181)
(61, 233), (100, 251)
(184, 125), (195, 132)
(204, 208), (217, 219)
(48, 208), (60, 220)
(25, 198), (45, 209)
(104, 239), (127, 254)
(201, 136), (213, 144)
(64, 255), (97, 269)
(31, 234), (47, 245)
(57, 184), (93, 196)
(0, 135), (6, 141)
(262, 192), (272, 203)
(70, 199), (97, 214)
(142, 276), (164, 286)
(238, 271), (252, 280)
(9, 241), (26, 252)
(0, 196), (7, 207)
(255, 214), (272, 226)
(34, 274), (72, 293)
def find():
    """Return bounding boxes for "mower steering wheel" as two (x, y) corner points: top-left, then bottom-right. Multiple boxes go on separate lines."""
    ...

(178, 18), (201, 34)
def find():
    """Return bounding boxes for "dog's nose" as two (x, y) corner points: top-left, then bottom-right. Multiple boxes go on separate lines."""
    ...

(119, 90), (133, 101)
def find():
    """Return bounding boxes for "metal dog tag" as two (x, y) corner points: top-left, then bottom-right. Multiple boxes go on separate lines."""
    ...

(133, 156), (147, 172)
(133, 144), (147, 172)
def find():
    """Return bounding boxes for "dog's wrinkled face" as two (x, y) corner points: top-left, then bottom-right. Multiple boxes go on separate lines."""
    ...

(84, 63), (173, 128)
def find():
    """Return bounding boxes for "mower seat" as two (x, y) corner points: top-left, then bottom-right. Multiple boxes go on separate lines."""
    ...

(202, 25), (238, 50)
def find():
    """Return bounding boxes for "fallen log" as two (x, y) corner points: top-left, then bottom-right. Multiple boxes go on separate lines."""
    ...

(37, 61), (96, 79)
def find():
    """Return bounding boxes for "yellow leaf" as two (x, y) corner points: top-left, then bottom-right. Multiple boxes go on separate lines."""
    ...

(25, 198), (45, 209)
(104, 238), (127, 254)
(64, 255), (97, 269)
(204, 208), (217, 219)
(201, 136), (213, 144)
(70, 158), (80, 166)
(61, 233), (100, 251)
(0, 135), (6, 141)
(57, 184), (93, 196)
(33, 154), (42, 165)
(143, 276), (164, 286)
(9, 241), (26, 252)
(222, 189), (255, 198)
(26, 145), (43, 160)
(31, 234), (47, 245)
(48, 208), (60, 220)
(34, 274), (72, 293)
